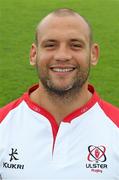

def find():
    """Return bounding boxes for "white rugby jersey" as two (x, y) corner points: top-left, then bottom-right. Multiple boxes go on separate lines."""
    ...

(0, 84), (119, 180)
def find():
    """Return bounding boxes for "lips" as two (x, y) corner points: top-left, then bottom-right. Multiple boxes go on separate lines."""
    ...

(51, 68), (75, 72)
(50, 65), (76, 73)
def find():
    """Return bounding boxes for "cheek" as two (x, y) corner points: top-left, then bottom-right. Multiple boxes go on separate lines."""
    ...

(36, 53), (51, 75)
(74, 53), (90, 67)
(78, 50), (91, 63)
(37, 51), (53, 66)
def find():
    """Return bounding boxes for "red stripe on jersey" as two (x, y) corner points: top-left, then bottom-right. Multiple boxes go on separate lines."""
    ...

(0, 97), (23, 123)
(63, 85), (99, 122)
(23, 92), (59, 140)
(99, 99), (119, 128)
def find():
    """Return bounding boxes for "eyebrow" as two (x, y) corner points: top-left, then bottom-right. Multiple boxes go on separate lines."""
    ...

(70, 38), (85, 43)
(41, 39), (57, 43)
(40, 38), (86, 46)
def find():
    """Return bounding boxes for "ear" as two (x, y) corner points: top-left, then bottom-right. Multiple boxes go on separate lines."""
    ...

(90, 43), (99, 66)
(30, 43), (37, 66)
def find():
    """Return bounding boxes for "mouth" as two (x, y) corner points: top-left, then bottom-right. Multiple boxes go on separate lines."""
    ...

(50, 65), (76, 73)
(51, 67), (75, 72)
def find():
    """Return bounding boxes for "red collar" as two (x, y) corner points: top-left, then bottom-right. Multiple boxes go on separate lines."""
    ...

(23, 83), (100, 139)
(23, 83), (100, 122)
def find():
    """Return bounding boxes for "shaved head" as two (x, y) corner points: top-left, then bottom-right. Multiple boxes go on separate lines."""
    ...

(30, 8), (99, 100)
(35, 8), (93, 45)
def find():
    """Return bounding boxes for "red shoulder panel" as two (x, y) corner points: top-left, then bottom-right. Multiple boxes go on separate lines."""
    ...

(99, 99), (119, 128)
(0, 97), (23, 123)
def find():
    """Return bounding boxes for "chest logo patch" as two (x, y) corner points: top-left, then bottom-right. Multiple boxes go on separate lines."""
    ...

(86, 145), (107, 173)
(9, 148), (19, 162)
(87, 145), (106, 162)
(2, 148), (24, 170)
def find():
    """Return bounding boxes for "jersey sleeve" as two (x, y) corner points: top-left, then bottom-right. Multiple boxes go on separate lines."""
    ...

(0, 97), (23, 124)
(99, 99), (119, 128)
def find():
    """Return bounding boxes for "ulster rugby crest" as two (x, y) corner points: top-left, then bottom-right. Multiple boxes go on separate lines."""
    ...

(86, 145), (108, 173)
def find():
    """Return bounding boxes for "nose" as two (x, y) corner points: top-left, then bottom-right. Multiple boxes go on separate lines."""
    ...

(54, 44), (72, 62)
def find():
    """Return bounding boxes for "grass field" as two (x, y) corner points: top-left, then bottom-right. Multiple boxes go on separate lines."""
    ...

(0, 0), (119, 107)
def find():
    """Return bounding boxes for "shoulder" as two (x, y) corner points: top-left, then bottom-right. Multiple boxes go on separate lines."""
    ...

(0, 97), (23, 123)
(98, 99), (119, 127)
(0, 84), (39, 124)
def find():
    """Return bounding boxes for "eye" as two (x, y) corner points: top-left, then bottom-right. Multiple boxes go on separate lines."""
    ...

(71, 43), (82, 49)
(42, 40), (57, 49)
(44, 43), (56, 48)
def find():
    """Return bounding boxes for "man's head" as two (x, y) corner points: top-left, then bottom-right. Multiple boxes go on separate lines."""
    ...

(30, 8), (99, 98)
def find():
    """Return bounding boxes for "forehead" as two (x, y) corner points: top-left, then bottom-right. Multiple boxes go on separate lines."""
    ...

(37, 15), (90, 42)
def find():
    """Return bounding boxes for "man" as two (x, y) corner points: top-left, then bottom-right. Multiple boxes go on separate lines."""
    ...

(0, 8), (119, 179)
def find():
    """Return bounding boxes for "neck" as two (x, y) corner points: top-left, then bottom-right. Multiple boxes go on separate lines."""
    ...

(30, 82), (92, 125)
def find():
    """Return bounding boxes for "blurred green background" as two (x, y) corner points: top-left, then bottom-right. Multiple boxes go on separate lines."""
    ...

(0, 0), (119, 107)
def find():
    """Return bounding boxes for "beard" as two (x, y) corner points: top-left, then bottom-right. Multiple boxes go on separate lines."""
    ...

(36, 62), (90, 100)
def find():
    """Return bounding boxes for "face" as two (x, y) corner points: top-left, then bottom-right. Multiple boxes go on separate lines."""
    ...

(30, 15), (99, 96)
